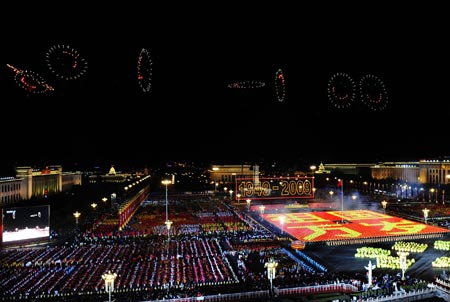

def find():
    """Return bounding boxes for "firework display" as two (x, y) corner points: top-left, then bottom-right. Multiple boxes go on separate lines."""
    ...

(45, 44), (88, 80)
(137, 48), (153, 92)
(359, 74), (388, 111)
(6, 64), (54, 94)
(227, 80), (265, 89)
(274, 69), (286, 103)
(327, 73), (356, 109)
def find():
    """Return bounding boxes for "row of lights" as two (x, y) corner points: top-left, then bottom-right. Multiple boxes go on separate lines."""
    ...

(100, 256), (279, 302)
(72, 196), (110, 225)
(380, 200), (430, 224)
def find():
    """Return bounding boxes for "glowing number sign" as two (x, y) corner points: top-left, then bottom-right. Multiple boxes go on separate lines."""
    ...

(274, 68), (286, 103)
(7, 64), (54, 94)
(227, 80), (266, 89)
(359, 74), (388, 111)
(327, 72), (356, 109)
(236, 177), (314, 200)
(45, 44), (88, 80)
(137, 48), (152, 92)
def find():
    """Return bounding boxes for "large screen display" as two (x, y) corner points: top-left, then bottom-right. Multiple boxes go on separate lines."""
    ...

(2, 205), (50, 243)
(235, 176), (314, 200)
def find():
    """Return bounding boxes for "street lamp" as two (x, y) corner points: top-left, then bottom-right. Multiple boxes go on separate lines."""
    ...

(309, 164), (316, 194)
(265, 257), (278, 293)
(279, 215), (285, 234)
(102, 270), (117, 302)
(397, 251), (409, 280)
(102, 197), (108, 203)
(229, 189), (233, 201)
(236, 193), (241, 204)
(338, 179), (344, 223)
(246, 199), (251, 211)
(165, 220), (173, 241)
(212, 167), (219, 192)
(422, 208), (430, 224)
(91, 202), (97, 210)
(73, 211), (81, 225)
(162, 179), (172, 242)
(381, 200), (387, 214)
(259, 205), (265, 215)
(309, 165), (316, 176)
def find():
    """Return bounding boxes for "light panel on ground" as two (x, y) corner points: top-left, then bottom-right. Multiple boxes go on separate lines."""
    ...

(261, 210), (450, 242)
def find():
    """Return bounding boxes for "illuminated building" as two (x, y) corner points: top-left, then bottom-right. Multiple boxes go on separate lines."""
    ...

(322, 158), (450, 186)
(209, 164), (258, 188)
(0, 165), (82, 206)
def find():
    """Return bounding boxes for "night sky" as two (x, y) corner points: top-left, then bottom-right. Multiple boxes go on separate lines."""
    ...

(1, 5), (449, 173)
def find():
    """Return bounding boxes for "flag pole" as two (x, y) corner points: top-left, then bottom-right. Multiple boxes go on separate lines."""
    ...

(341, 179), (344, 223)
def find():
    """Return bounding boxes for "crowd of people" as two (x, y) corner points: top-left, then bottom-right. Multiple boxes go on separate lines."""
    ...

(0, 197), (441, 301)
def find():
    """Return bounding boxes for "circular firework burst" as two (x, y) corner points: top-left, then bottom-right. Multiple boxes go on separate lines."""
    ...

(327, 72), (356, 109)
(45, 44), (88, 80)
(359, 74), (388, 111)
(7, 64), (54, 94)
(227, 80), (265, 89)
(274, 68), (286, 103)
(137, 48), (152, 92)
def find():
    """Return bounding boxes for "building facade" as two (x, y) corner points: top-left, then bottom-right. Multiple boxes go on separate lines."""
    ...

(320, 158), (450, 202)
(0, 165), (82, 206)
(210, 164), (259, 187)
(322, 158), (450, 186)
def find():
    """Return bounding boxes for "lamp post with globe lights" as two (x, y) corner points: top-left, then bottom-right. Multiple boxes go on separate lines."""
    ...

(381, 200), (387, 214)
(259, 205), (265, 215)
(265, 257), (278, 294)
(212, 167), (219, 192)
(102, 271), (117, 302)
(398, 251), (409, 281)
(91, 203), (97, 218)
(162, 179), (173, 242)
(309, 164), (316, 194)
(329, 190), (334, 201)
(102, 196), (110, 210)
(73, 211), (81, 226)
(309, 165), (316, 176)
(259, 205), (265, 222)
(422, 208), (430, 224)
(279, 215), (285, 235)
(246, 199), (251, 211)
